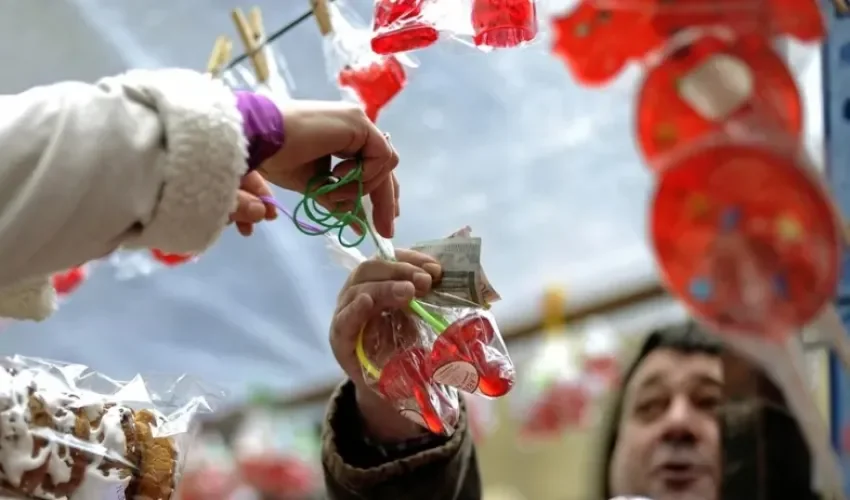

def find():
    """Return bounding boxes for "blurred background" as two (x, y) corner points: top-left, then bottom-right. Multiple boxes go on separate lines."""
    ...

(0, 1), (832, 498)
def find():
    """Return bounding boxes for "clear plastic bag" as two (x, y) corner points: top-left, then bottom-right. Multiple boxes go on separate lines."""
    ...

(0, 355), (221, 500)
(368, 0), (540, 54)
(320, 1), (411, 122)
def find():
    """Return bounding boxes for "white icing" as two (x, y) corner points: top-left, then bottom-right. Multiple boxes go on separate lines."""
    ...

(0, 368), (137, 499)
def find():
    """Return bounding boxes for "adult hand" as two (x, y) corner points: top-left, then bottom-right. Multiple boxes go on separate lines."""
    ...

(229, 171), (277, 237)
(258, 100), (400, 238)
(330, 249), (442, 441)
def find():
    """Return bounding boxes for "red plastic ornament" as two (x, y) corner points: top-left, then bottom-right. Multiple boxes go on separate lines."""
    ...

(429, 314), (515, 397)
(551, 1), (662, 86)
(377, 347), (452, 433)
(239, 456), (316, 497)
(472, 0), (538, 49)
(179, 467), (238, 500)
(521, 381), (589, 438)
(52, 267), (86, 296)
(338, 55), (407, 122)
(636, 35), (801, 167)
(150, 249), (194, 267)
(650, 143), (840, 339)
(371, 0), (439, 55)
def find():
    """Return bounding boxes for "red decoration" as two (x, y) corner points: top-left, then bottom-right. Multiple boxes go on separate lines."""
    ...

(551, 1), (662, 86)
(239, 455), (316, 497)
(179, 467), (239, 500)
(650, 143), (840, 339)
(338, 55), (407, 122)
(377, 346), (448, 433)
(471, 0), (538, 49)
(521, 381), (589, 438)
(52, 267), (86, 296)
(583, 354), (620, 391)
(371, 0), (439, 55)
(636, 35), (802, 166)
(150, 249), (194, 267)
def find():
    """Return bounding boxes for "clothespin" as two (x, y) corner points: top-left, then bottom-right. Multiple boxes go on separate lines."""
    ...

(309, 0), (334, 36)
(206, 35), (233, 77)
(231, 7), (270, 83)
(541, 286), (567, 335)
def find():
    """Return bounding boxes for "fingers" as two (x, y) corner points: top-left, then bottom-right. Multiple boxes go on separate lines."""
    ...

(393, 249), (441, 280)
(347, 259), (434, 290)
(392, 173), (400, 217)
(368, 176), (396, 238)
(232, 190), (266, 223)
(336, 281), (416, 329)
(236, 222), (253, 236)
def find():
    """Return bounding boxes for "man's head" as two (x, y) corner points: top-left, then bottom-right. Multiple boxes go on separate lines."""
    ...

(602, 322), (723, 500)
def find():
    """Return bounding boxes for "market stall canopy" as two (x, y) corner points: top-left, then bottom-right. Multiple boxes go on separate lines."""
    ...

(0, 0), (824, 404)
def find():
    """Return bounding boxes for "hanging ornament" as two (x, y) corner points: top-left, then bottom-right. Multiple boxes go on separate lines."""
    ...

(52, 266), (88, 297)
(471, 0), (538, 49)
(580, 317), (621, 396)
(636, 35), (802, 166)
(551, 1), (662, 86)
(338, 54), (407, 122)
(370, 0), (440, 54)
(150, 249), (196, 267)
(650, 143), (840, 339)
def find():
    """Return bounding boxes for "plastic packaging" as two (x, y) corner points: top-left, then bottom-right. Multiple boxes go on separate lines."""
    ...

(0, 355), (219, 500)
(635, 33), (802, 167)
(463, 393), (497, 444)
(471, 0), (538, 49)
(370, 0), (440, 54)
(321, 1), (410, 122)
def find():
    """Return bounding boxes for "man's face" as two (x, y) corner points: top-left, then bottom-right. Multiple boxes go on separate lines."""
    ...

(608, 348), (722, 500)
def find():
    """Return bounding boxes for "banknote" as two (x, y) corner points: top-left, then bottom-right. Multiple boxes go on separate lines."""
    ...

(411, 227), (501, 307)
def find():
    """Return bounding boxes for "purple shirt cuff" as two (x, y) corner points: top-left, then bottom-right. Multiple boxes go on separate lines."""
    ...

(235, 91), (284, 173)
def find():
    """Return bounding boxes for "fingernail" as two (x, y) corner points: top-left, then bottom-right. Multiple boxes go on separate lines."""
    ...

(412, 272), (432, 292)
(392, 282), (414, 299)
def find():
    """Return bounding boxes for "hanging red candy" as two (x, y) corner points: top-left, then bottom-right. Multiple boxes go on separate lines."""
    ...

(239, 456), (316, 497)
(371, 0), (439, 54)
(52, 266), (87, 296)
(551, 1), (662, 86)
(338, 55), (407, 122)
(520, 380), (589, 439)
(472, 0), (538, 49)
(635, 35), (802, 167)
(150, 249), (195, 267)
(650, 143), (841, 339)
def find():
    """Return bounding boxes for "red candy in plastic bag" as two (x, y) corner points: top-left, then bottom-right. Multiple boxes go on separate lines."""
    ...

(52, 266), (87, 296)
(338, 55), (407, 122)
(472, 0), (538, 49)
(371, 0), (439, 54)
(636, 35), (801, 166)
(150, 249), (195, 266)
(651, 143), (841, 338)
(551, 1), (661, 86)
(430, 313), (515, 397)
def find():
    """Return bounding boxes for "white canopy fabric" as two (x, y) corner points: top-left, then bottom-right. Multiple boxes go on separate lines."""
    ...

(0, 0), (823, 404)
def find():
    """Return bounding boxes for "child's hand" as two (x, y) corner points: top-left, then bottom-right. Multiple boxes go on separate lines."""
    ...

(230, 171), (278, 237)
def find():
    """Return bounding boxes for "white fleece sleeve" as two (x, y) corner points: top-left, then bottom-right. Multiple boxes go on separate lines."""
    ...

(0, 69), (247, 320)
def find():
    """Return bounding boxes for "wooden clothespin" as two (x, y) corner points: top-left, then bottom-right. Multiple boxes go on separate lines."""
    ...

(231, 7), (270, 83)
(309, 0), (334, 37)
(206, 35), (233, 77)
(542, 286), (567, 334)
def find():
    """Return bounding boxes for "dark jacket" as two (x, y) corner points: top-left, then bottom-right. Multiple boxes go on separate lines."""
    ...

(322, 381), (480, 499)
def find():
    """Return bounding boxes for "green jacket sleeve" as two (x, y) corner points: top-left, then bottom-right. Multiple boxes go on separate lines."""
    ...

(322, 381), (481, 500)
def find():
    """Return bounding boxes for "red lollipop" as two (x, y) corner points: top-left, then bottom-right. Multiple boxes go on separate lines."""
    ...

(429, 313), (515, 397)
(551, 1), (663, 86)
(52, 267), (87, 296)
(471, 0), (538, 49)
(636, 35), (801, 167)
(371, 0), (439, 55)
(650, 143), (840, 339)
(150, 249), (194, 267)
(377, 347), (454, 433)
(338, 55), (407, 122)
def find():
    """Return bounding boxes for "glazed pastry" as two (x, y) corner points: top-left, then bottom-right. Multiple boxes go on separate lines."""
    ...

(0, 366), (179, 499)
